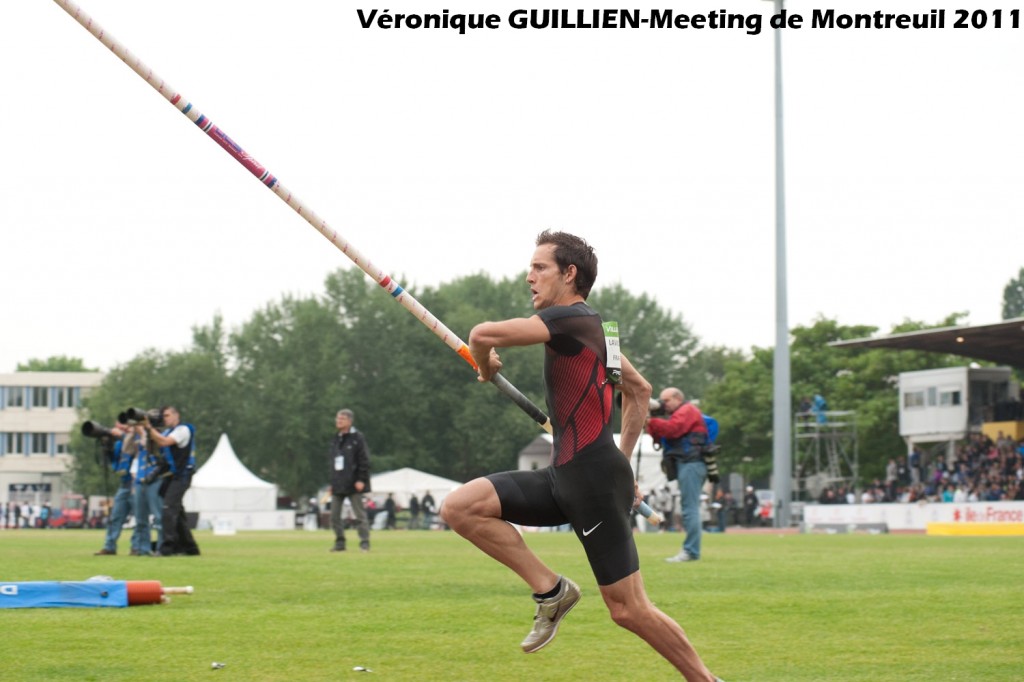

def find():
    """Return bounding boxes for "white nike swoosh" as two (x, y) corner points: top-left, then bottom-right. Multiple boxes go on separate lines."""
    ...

(582, 522), (603, 537)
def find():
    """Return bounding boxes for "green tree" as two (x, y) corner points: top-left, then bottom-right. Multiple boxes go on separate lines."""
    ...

(1002, 267), (1024, 319)
(17, 356), (95, 372)
(229, 290), (350, 499)
(701, 345), (775, 483)
(677, 345), (746, 404)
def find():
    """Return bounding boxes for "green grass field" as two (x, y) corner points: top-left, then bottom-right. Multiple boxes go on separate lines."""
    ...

(1, 528), (1021, 681)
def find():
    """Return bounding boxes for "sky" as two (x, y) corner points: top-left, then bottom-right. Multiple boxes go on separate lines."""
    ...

(2, 0), (1021, 373)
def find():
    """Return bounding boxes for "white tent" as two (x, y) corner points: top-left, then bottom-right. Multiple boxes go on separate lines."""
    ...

(183, 433), (294, 531)
(369, 467), (462, 508)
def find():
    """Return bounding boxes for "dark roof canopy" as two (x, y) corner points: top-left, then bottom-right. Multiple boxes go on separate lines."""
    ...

(829, 318), (1024, 368)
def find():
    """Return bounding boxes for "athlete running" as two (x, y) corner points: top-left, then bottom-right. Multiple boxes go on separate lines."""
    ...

(440, 230), (723, 681)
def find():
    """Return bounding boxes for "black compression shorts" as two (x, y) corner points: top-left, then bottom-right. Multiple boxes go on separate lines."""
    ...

(487, 442), (640, 586)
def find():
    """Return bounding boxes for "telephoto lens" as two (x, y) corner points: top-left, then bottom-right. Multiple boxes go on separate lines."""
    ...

(125, 407), (148, 422)
(703, 444), (721, 484)
(81, 421), (116, 440)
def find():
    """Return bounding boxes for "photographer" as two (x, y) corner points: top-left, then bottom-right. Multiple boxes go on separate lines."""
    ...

(92, 422), (140, 556)
(144, 405), (200, 557)
(646, 387), (708, 563)
(130, 432), (163, 556)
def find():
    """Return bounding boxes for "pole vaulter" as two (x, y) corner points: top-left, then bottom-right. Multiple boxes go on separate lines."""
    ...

(50, 0), (661, 524)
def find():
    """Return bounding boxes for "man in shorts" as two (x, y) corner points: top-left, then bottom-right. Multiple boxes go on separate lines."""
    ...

(441, 230), (722, 681)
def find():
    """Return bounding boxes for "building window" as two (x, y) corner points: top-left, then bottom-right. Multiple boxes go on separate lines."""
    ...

(5, 388), (24, 408)
(903, 391), (925, 409)
(4, 432), (24, 455)
(30, 433), (49, 454)
(31, 387), (49, 408)
(55, 434), (70, 454)
(55, 387), (76, 408)
(939, 389), (962, 407)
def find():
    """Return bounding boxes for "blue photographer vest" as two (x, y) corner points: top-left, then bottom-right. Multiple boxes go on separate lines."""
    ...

(162, 423), (196, 477)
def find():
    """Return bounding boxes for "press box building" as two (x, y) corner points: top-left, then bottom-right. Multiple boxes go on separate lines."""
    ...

(899, 365), (1020, 459)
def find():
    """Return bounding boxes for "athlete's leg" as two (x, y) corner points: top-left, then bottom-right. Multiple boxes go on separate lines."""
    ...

(599, 570), (716, 681)
(441, 477), (559, 594)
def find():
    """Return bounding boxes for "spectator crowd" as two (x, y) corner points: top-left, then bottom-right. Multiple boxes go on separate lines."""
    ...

(818, 432), (1024, 504)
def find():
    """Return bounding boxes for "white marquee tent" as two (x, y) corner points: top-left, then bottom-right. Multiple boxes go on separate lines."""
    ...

(183, 433), (294, 531)
(369, 467), (462, 508)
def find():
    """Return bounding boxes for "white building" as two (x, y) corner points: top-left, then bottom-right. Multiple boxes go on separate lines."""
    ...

(898, 365), (1019, 460)
(0, 371), (104, 505)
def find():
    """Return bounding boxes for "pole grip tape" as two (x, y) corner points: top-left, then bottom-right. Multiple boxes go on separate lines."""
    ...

(490, 374), (552, 434)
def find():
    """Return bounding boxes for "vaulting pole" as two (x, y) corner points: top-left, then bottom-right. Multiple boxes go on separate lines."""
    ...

(51, 0), (550, 433)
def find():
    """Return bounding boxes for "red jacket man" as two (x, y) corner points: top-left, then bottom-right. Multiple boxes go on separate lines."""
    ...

(646, 387), (709, 564)
(646, 388), (707, 454)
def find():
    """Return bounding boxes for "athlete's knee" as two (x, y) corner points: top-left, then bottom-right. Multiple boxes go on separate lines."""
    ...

(439, 479), (496, 531)
(601, 580), (653, 633)
(605, 598), (646, 632)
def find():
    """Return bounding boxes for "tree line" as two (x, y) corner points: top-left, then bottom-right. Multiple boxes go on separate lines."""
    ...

(52, 266), (997, 500)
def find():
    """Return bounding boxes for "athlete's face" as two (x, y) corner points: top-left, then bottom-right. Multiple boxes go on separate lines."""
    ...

(526, 244), (574, 310)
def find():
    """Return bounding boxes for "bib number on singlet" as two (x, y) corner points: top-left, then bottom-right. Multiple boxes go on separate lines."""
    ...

(602, 321), (622, 385)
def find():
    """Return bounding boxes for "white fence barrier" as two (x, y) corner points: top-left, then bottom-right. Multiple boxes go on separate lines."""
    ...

(803, 501), (1024, 532)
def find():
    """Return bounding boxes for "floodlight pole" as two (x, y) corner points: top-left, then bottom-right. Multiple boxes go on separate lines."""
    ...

(768, 0), (792, 527)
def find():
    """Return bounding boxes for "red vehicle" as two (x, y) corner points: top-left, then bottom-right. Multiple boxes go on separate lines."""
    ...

(49, 494), (87, 528)
(755, 489), (776, 526)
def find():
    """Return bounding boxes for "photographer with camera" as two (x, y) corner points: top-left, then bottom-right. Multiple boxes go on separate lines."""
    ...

(143, 405), (200, 557)
(89, 421), (140, 555)
(130, 432), (164, 556)
(646, 387), (708, 563)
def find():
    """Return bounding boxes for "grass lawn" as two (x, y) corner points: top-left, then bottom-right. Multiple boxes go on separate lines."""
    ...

(1, 527), (1021, 681)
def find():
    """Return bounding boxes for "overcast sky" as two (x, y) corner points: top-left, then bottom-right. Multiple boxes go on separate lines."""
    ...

(2, 0), (1021, 373)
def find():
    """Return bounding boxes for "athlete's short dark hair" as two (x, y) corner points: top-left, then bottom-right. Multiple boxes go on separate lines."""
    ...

(535, 230), (598, 299)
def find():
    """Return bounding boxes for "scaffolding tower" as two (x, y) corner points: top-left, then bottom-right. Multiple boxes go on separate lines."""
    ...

(793, 410), (859, 501)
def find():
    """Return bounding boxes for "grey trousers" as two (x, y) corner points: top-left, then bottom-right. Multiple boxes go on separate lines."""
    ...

(330, 492), (370, 549)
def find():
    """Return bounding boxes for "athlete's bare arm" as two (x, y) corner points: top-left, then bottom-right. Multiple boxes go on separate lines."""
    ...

(617, 354), (652, 459)
(468, 316), (551, 382)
